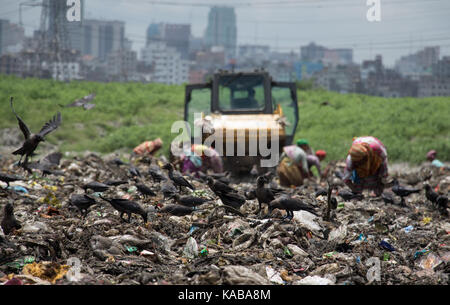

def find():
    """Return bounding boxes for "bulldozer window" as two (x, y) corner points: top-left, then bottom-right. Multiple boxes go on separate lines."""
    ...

(272, 86), (297, 137)
(218, 75), (266, 111)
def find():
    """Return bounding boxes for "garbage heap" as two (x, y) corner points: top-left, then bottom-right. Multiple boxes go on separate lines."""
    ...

(0, 153), (449, 285)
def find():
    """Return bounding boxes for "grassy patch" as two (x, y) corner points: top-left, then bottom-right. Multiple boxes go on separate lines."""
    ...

(0, 75), (448, 164)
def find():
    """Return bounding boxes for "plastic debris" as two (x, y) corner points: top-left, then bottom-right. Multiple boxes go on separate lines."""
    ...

(379, 240), (396, 252)
(266, 266), (285, 285)
(418, 253), (443, 271)
(199, 247), (208, 257)
(296, 275), (335, 285)
(183, 237), (198, 259)
(404, 225), (414, 233)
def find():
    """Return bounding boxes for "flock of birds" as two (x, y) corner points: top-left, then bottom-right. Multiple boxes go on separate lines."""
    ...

(1, 97), (449, 238)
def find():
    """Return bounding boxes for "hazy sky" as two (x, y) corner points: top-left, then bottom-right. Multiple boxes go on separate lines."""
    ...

(1, 0), (449, 66)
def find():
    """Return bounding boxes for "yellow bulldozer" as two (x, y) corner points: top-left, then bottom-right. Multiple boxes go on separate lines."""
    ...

(184, 70), (299, 175)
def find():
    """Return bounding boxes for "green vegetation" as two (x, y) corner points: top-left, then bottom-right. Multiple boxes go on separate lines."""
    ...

(0, 75), (448, 164)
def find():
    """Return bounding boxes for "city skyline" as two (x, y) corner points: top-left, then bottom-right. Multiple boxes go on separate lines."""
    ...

(1, 0), (449, 66)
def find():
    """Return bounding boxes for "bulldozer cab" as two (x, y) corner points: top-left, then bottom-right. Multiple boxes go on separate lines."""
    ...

(184, 70), (299, 173)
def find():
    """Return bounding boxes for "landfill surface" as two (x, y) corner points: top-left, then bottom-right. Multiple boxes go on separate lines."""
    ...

(1, 152), (449, 285)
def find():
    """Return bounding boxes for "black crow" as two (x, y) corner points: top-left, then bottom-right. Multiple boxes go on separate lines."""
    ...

(136, 183), (157, 198)
(216, 191), (246, 210)
(25, 152), (64, 176)
(424, 184), (439, 204)
(337, 189), (364, 201)
(161, 180), (178, 199)
(10, 97), (62, 166)
(163, 163), (195, 191)
(0, 172), (25, 188)
(172, 194), (211, 207)
(392, 178), (420, 206)
(69, 194), (97, 217)
(148, 164), (167, 183)
(255, 176), (275, 213)
(268, 196), (317, 220)
(159, 204), (196, 216)
(83, 181), (110, 193)
(129, 165), (141, 178)
(206, 176), (236, 194)
(99, 196), (147, 223)
(436, 195), (448, 216)
(315, 188), (328, 197)
(1, 203), (21, 235)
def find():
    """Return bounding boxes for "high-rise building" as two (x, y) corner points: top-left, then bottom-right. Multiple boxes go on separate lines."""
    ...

(141, 41), (189, 85)
(204, 6), (237, 59)
(146, 23), (191, 59)
(82, 19), (125, 60)
(0, 19), (25, 55)
(300, 42), (353, 66)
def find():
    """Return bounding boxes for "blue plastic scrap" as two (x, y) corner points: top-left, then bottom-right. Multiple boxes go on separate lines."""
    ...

(379, 240), (396, 252)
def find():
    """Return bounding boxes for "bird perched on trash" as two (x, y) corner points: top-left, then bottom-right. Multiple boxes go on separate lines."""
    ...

(136, 183), (157, 198)
(25, 152), (64, 176)
(268, 196), (317, 220)
(206, 176), (236, 195)
(69, 194), (97, 217)
(255, 176), (275, 214)
(161, 180), (178, 199)
(0, 172), (25, 188)
(159, 204), (197, 216)
(1, 203), (22, 235)
(424, 184), (439, 204)
(83, 181), (110, 193)
(99, 196), (147, 223)
(315, 188), (328, 198)
(337, 189), (364, 201)
(128, 165), (141, 178)
(391, 178), (420, 206)
(10, 97), (62, 166)
(148, 164), (167, 183)
(436, 195), (448, 216)
(172, 194), (211, 207)
(163, 163), (195, 191)
(216, 191), (246, 210)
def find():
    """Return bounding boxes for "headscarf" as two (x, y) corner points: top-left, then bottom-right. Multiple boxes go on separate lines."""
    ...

(296, 139), (309, 146)
(426, 150), (437, 161)
(349, 142), (382, 178)
(315, 150), (326, 159)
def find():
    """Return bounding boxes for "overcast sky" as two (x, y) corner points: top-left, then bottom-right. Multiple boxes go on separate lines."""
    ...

(1, 0), (449, 66)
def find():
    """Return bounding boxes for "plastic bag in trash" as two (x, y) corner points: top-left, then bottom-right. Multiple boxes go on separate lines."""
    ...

(183, 237), (198, 259)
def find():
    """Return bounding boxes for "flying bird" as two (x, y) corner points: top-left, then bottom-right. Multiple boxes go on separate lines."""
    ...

(10, 97), (62, 166)
(61, 93), (96, 110)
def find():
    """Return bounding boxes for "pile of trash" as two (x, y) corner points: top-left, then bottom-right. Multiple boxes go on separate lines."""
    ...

(0, 152), (448, 285)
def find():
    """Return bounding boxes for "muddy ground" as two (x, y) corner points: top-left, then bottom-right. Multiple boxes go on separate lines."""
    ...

(0, 152), (449, 285)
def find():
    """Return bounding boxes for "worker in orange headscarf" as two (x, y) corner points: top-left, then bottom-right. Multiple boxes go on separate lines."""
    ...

(343, 136), (388, 196)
